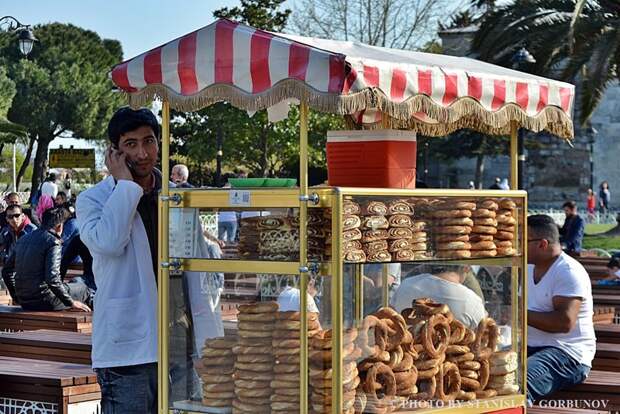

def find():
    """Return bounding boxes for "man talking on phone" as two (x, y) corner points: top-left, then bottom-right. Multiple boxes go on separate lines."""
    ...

(76, 107), (160, 413)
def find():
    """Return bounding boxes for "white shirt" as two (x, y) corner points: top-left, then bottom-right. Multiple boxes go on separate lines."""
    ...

(218, 211), (238, 223)
(527, 253), (596, 367)
(277, 286), (319, 313)
(390, 273), (487, 329)
(41, 181), (58, 198)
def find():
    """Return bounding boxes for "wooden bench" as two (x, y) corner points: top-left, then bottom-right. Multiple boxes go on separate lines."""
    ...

(0, 289), (11, 306)
(593, 294), (620, 307)
(595, 324), (620, 343)
(0, 329), (91, 364)
(546, 370), (620, 412)
(0, 305), (92, 333)
(0, 356), (100, 414)
(592, 343), (620, 372)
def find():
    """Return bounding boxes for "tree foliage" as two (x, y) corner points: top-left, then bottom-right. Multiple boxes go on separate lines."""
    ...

(214, 0), (291, 31)
(291, 0), (460, 50)
(473, 0), (619, 125)
(0, 23), (123, 200)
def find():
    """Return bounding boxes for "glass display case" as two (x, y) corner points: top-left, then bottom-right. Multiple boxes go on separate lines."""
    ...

(162, 188), (527, 414)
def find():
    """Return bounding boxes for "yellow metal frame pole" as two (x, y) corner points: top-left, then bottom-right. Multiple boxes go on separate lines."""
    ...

(299, 102), (309, 414)
(159, 101), (171, 414)
(382, 264), (389, 307)
(331, 191), (344, 414)
(521, 193), (528, 395)
(510, 122), (518, 190)
(354, 264), (364, 323)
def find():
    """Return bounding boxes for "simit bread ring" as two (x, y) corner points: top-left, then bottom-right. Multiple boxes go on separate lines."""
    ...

(437, 241), (472, 250)
(497, 247), (515, 256)
(413, 298), (450, 316)
(446, 345), (470, 355)
(237, 322), (275, 331)
(433, 210), (472, 219)
(471, 249), (497, 258)
(238, 329), (273, 338)
(202, 374), (234, 384)
(362, 362), (397, 404)
(203, 398), (234, 407)
(434, 235), (470, 244)
(471, 225), (498, 235)
(470, 241), (496, 250)
(237, 337), (271, 347)
(470, 234), (494, 242)
(449, 319), (466, 344)
(235, 388), (272, 398)
(459, 360), (481, 370)
(476, 389), (498, 399)
(233, 370), (273, 381)
(277, 311), (319, 321)
(274, 364), (298, 374)
(203, 356), (235, 366)
(473, 217), (498, 226)
(436, 362), (461, 401)
(414, 377), (437, 400)
(236, 354), (273, 364)
(204, 337), (238, 349)
(204, 382), (234, 392)
(238, 301), (278, 314)
(457, 390), (477, 401)
(473, 318), (499, 357)
(497, 224), (516, 232)
(436, 250), (471, 259)
(499, 199), (517, 209)
(273, 339), (301, 348)
(233, 379), (270, 389)
(438, 217), (474, 227)
(359, 315), (390, 359)
(459, 328), (476, 345)
(434, 225), (473, 234)
(478, 200), (499, 210)
(479, 358), (490, 390)
(497, 215), (516, 225)
(459, 369), (479, 379)
(495, 231), (514, 240)
(202, 348), (233, 358)
(234, 362), (273, 372)
(237, 313), (276, 323)
(421, 314), (450, 358)
(472, 209), (496, 218)
(438, 201), (477, 211)
(461, 377), (481, 391)
(394, 369), (418, 389)
(447, 352), (475, 363)
(393, 352), (415, 372)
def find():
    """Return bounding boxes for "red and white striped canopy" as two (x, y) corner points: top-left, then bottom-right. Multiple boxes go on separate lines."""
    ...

(111, 19), (574, 138)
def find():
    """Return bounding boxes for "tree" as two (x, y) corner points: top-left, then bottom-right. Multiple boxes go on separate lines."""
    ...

(291, 0), (461, 49)
(473, 0), (619, 125)
(214, 0), (291, 31)
(0, 23), (123, 201)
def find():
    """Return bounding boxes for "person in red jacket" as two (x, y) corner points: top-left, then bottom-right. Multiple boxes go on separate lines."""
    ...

(586, 188), (596, 222)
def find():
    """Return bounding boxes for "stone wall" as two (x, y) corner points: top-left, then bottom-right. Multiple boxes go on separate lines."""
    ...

(592, 83), (620, 208)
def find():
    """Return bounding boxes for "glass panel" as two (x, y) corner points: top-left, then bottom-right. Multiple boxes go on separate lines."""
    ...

(343, 195), (524, 263)
(169, 207), (332, 262)
(168, 270), (329, 412)
(346, 262), (521, 411)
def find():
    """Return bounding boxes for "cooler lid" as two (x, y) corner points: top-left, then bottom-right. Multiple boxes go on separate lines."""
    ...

(327, 130), (416, 142)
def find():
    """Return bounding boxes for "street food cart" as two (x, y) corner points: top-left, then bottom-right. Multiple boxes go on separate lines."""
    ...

(110, 18), (575, 414)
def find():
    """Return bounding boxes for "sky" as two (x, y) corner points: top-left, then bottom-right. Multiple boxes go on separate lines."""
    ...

(2, 0), (251, 155)
(2, 0), (245, 60)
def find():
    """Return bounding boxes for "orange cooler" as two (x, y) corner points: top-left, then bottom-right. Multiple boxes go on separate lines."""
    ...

(326, 130), (417, 188)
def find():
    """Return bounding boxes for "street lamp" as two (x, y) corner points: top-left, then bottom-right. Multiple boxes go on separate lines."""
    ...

(0, 15), (37, 57)
(585, 123), (598, 190)
(511, 47), (536, 190)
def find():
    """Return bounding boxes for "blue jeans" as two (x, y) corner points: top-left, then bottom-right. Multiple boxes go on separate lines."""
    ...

(96, 363), (157, 414)
(218, 221), (237, 243)
(527, 346), (590, 404)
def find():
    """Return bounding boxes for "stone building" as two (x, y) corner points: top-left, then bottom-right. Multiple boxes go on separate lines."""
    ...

(432, 27), (620, 208)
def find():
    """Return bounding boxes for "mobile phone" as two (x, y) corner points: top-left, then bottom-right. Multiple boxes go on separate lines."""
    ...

(111, 144), (135, 171)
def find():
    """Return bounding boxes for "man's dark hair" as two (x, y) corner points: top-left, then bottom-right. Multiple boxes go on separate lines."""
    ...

(107, 107), (160, 147)
(57, 191), (67, 200)
(4, 192), (19, 201)
(527, 214), (560, 245)
(5, 204), (22, 214)
(41, 207), (70, 230)
(607, 257), (620, 269)
(47, 173), (56, 181)
(562, 200), (577, 209)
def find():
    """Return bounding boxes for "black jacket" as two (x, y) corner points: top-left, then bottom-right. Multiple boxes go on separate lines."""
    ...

(5, 228), (73, 308)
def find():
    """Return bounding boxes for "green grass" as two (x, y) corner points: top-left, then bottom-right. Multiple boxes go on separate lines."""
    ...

(583, 235), (620, 251)
(585, 223), (616, 235)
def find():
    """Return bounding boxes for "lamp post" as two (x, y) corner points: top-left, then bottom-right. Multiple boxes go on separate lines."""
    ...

(511, 47), (536, 190)
(585, 124), (598, 190)
(1, 16), (36, 192)
(0, 16), (37, 57)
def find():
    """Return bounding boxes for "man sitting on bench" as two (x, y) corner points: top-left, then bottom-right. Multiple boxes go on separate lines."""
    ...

(526, 214), (596, 403)
(5, 207), (92, 312)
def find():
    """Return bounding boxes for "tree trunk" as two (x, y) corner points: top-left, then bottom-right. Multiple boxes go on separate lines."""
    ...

(29, 136), (52, 203)
(474, 152), (485, 189)
(16, 134), (36, 191)
(259, 127), (269, 177)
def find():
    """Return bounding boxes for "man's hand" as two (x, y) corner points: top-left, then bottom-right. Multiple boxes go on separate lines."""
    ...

(71, 301), (91, 312)
(105, 146), (133, 182)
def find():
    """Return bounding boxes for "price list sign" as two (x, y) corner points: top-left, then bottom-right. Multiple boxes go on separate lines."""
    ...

(169, 208), (198, 258)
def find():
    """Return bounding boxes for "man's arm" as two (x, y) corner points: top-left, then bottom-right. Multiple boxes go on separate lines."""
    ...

(44, 242), (74, 308)
(1, 250), (18, 304)
(76, 181), (142, 257)
(528, 295), (582, 333)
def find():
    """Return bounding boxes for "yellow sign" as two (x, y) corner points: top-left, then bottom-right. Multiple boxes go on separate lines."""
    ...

(49, 148), (95, 169)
